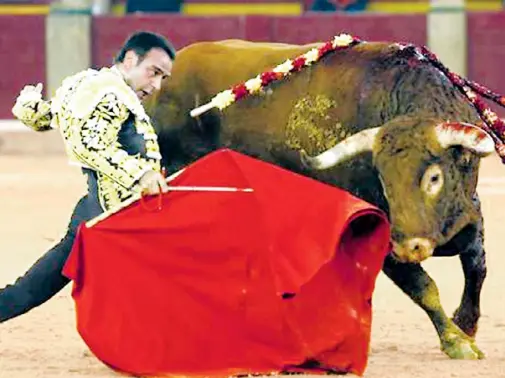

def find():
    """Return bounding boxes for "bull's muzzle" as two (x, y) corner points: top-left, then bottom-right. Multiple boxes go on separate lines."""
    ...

(391, 237), (435, 263)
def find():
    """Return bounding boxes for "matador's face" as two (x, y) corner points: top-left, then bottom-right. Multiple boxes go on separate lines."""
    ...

(122, 48), (173, 100)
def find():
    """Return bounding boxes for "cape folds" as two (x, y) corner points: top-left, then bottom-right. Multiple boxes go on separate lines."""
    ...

(63, 149), (391, 377)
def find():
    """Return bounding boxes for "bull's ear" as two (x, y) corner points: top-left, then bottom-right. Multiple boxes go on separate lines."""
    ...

(435, 121), (495, 157)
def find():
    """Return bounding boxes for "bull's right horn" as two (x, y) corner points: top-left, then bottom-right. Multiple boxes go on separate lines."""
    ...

(301, 127), (382, 170)
(435, 121), (495, 157)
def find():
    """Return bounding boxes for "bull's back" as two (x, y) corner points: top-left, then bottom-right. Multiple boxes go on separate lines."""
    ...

(212, 39), (320, 50)
(167, 39), (390, 97)
(154, 39), (393, 135)
(167, 39), (325, 96)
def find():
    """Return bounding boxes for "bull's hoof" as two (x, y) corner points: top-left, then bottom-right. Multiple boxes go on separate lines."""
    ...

(441, 332), (485, 360)
(452, 312), (478, 338)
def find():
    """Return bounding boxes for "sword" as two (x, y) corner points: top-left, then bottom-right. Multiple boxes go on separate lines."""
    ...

(85, 168), (254, 228)
(164, 168), (254, 192)
(165, 186), (253, 192)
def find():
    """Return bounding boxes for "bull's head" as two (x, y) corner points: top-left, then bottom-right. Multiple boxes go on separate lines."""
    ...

(300, 117), (495, 263)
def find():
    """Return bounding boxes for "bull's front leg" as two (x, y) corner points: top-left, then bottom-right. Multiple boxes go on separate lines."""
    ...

(382, 255), (485, 359)
(452, 241), (486, 338)
(451, 207), (487, 338)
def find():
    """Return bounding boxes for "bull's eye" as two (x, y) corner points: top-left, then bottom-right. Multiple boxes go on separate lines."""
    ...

(421, 164), (444, 198)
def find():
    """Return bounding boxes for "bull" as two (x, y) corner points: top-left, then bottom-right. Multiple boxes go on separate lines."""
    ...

(146, 39), (496, 360)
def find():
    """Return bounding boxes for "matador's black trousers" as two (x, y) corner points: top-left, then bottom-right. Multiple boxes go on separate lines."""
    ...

(0, 170), (104, 322)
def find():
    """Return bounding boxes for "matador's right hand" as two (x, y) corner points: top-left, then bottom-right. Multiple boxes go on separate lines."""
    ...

(139, 170), (169, 196)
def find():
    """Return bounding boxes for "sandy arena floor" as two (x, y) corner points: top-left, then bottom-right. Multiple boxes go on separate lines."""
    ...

(0, 129), (504, 378)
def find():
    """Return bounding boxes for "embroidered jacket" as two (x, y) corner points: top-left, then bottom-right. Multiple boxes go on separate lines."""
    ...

(12, 67), (162, 211)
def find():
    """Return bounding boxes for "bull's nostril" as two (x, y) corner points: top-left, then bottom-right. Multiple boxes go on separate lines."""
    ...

(392, 238), (434, 263)
(406, 238), (434, 259)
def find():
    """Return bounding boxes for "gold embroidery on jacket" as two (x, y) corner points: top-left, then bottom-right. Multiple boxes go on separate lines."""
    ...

(49, 67), (161, 210)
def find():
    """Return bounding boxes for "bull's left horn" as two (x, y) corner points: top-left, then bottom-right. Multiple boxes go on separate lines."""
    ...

(301, 127), (382, 170)
(435, 122), (495, 157)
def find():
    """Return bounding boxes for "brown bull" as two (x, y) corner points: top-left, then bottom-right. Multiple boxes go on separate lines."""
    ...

(146, 39), (495, 360)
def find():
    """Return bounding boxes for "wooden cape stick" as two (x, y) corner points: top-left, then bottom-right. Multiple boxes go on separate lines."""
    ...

(85, 168), (253, 228)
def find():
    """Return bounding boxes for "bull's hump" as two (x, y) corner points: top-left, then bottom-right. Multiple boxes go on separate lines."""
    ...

(195, 40), (395, 63)
(214, 39), (320, 50)
(184, 39), (323, 59)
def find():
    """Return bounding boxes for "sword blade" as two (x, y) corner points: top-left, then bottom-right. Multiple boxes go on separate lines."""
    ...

(166, 186), (253, 192)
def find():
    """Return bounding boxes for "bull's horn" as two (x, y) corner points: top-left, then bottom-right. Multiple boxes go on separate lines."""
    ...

(435, 122), (495, 157)
(300, 127), (382, 170)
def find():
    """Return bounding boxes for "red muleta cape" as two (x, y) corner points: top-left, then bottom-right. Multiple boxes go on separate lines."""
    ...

(63, 149), (391, 377)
